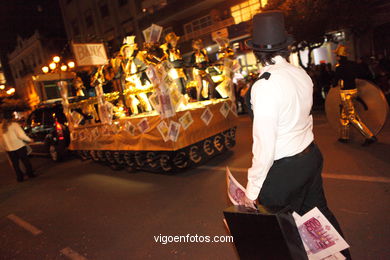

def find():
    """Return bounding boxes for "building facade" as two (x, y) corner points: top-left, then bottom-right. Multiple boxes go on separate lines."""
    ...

(7, 31), (48, 107)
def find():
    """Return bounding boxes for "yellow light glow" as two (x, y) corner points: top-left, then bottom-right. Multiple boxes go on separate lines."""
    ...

(168, 68), (179, 80)
(0, 85), (5, 90)
(6, 88), (15, 95)
(67, 61), (75, 68)
(42, 66), (49, 73)
(231, 0), (265, 24)
(49, 62), (57, 70)
(53, 56), (60, 63)
(60, 65), (68, 71)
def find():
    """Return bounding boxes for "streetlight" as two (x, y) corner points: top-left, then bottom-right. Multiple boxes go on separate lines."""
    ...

(49, 62), (57, 70)
(68, 61), (75, 68)
(42, 66), (49, 73)
(53, 56), (60, 63)
(41, 56), (75, 74)
(6, 88), (15, 95)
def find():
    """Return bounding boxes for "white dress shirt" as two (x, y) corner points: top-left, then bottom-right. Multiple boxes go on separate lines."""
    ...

(246, 56), (314, 201)
(0, 122), (32, 152)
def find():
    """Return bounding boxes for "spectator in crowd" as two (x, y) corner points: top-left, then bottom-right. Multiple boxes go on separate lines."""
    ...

(0, 111), (35, 182)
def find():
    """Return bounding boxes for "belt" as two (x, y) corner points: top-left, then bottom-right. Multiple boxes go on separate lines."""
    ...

(274, 142), (315, 164)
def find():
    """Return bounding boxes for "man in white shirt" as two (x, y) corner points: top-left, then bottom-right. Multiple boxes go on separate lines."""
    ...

(241, 11), (351, 259)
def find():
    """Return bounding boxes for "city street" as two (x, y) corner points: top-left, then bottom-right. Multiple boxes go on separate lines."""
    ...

(0, 112), (389, 260)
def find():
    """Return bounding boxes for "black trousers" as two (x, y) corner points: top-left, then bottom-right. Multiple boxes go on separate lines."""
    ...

(259, 144), (351, 259)
(175, 77), (187, 95)
(7, 146), (33, 181)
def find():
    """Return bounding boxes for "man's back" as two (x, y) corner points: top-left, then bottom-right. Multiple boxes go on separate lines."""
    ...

(251, 56), (314, 160)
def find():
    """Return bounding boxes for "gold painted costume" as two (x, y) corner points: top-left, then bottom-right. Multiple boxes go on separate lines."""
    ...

(339, 85), (374, 140)
(190, 40), (215, 100)
(117, 37), (152, 115)
(162, 32), (187, 95)
(333, 44), (376, 144)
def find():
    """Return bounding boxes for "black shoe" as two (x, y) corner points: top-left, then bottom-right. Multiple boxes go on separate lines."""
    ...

(362, 136), (377, 146)
(338, 138), (349, 143)
(17, 178), (24, 182)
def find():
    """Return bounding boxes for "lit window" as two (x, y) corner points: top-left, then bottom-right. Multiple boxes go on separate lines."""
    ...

(230, 0), (265, 24)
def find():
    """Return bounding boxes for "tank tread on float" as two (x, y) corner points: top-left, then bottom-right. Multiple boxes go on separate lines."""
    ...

(72, 100), (237, 173)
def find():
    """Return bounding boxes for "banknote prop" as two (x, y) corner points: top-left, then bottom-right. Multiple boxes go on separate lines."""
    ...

(70, 111), (84, 127)
(124, 121), (135, 135)
(142, 27), (151, 43)
(293, 208), (349, 259)
(226, 167), (246, 205)
(157, 120), (170, 142)
(168, 121), (181, 142)
(148, 92), (161, 113)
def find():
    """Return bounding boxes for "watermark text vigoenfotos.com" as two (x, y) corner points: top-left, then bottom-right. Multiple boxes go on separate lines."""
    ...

(154, 234), (233, 245)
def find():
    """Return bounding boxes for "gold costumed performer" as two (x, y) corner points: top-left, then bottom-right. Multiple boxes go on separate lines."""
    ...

(162, 32), (188, 96)
(332, 44), (377, 146)
(216, 37), (235, 61)
(215, 37), (237, 100)
(190, 39), (216, 100)
(116, 36), (152, 115)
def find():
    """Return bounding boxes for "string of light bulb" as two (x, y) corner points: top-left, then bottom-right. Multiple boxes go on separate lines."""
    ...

(41, 56), (75, 74)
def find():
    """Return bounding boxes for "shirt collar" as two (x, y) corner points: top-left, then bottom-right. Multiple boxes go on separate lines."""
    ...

(258, 56), (286, 76)
(272, 55), (287, 64)
(263, 55), (287, 66)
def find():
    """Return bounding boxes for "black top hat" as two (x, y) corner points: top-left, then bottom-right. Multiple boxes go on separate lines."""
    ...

(246, 11), (294, 52)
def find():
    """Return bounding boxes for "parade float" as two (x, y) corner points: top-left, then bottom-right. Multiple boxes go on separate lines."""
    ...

(59, 24), (239, 173)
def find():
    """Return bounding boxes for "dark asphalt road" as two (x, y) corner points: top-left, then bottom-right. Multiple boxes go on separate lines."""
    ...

(0, 112), (389, 260)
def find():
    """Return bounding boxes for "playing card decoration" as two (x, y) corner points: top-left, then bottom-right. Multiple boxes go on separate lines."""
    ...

(201, 107), (213, 126)
(179, 111), (194, 130)
(138, 118), (150, 133)
(220, 102), (230, 118)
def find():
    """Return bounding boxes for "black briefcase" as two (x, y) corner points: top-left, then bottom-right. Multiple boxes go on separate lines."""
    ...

(223, 205), (308, 260)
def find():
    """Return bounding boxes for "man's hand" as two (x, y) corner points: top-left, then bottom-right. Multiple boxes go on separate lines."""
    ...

(240, 195), (257, 210)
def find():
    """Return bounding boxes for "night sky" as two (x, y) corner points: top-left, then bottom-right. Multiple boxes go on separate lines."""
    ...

(0, 0), (67, 83)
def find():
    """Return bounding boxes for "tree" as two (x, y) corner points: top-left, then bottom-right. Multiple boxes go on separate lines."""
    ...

(264, 0), (372, 69)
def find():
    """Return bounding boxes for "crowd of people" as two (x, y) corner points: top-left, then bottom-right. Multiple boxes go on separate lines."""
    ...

(308, 54), (390, 106)
(234, 52), (390, 115)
